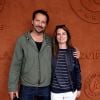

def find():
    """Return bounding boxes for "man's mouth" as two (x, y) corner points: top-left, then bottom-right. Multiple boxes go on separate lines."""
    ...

(36, 26), (43, 29)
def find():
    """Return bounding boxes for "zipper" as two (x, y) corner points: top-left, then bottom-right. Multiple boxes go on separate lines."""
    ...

(38, 51), (41, 86)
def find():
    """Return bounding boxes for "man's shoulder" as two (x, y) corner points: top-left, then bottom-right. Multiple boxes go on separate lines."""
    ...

(17, 32), (30, 43)
(19, 32), (30, 39)
(45, 34), (52, 45)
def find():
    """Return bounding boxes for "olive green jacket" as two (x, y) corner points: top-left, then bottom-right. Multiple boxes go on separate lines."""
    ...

(8, 32), (52, 92)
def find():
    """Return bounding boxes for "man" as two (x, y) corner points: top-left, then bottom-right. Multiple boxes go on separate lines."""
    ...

(8, 9), (80, 100)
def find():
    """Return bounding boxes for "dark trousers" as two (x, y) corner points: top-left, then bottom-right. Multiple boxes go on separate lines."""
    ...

(19, 85), (50, 100)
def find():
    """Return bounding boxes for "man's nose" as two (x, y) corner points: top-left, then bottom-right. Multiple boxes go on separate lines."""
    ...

(38, 22), (42, 26)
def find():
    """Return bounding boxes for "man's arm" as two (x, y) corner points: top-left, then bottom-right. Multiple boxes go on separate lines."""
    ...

(8, 39), (23, 100)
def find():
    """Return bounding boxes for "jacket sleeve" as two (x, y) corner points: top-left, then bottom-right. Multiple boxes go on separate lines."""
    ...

(74, 58), (82, 90)
(8, 39), (23, 92)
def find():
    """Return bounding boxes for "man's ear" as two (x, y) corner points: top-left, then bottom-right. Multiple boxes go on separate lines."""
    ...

(32, 20), (34, 25)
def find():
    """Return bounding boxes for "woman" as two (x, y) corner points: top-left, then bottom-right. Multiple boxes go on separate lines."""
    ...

(51, 25), (82, 100)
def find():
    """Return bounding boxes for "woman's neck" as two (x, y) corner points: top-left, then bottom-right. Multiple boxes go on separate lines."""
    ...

(59, 44), (67, 49)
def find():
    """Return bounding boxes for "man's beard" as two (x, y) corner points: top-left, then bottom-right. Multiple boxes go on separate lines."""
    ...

(34, 26), (45, 34)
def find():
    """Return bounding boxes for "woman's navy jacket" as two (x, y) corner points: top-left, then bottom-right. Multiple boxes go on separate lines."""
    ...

(51, 47), (82, 91)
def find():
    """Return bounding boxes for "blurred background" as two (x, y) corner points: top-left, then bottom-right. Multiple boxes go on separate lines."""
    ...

(0, 0), (100, 100)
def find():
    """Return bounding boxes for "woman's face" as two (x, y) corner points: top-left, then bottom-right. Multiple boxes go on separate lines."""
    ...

(56, 28), (68, 44)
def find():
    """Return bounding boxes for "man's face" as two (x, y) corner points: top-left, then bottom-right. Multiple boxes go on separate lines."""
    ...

(32, 13), (47, 34)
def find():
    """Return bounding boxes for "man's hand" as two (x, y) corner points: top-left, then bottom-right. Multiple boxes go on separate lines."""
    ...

(73, 48), (80, 59)
(9, 91), (19, 100)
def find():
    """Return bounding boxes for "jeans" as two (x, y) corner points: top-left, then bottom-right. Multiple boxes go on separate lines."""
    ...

(19, 85), (50, 100)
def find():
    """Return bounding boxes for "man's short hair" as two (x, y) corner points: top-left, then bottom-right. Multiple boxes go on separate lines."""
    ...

(32, 9), (49, 24)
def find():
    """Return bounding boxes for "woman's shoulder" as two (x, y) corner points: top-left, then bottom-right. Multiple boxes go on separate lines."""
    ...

(68, 47), (76, 52)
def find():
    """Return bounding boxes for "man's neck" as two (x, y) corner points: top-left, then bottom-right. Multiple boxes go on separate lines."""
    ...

(31, 31), (44, 42)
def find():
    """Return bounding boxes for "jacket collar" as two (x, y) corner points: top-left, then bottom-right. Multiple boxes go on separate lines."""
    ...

(24, 32), (50, 52)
